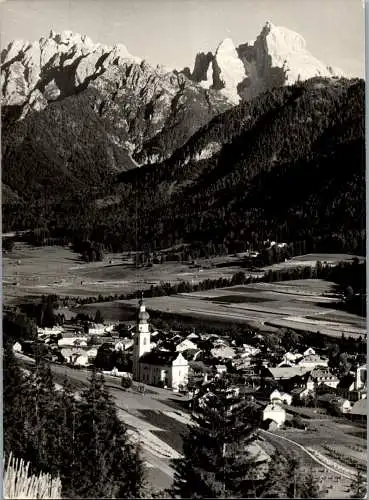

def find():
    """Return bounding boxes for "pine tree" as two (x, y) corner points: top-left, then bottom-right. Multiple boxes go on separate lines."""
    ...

(3, 342), (29, 459)
(171, 376), (262, 499)
(350, 467), (367, 499)
(298, 467), (321, 498)
(64, 370), (145, 498)
(22, 358), (60, 475)
(259, 453), (291, 498)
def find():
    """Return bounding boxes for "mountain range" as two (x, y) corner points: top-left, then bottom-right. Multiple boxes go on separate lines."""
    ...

(1, 23), (365, 256)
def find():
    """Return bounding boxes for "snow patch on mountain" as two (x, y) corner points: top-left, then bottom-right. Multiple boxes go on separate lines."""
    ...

(194, 142), (222, 161)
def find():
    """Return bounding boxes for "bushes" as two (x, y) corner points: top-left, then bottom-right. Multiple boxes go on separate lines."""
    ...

(121, 376), (133, 389)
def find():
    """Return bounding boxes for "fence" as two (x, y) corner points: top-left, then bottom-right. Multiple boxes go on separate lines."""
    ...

(3, 453), (61, 499)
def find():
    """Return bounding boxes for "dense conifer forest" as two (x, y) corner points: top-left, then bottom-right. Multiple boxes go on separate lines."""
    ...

(3, 77), (365, 257)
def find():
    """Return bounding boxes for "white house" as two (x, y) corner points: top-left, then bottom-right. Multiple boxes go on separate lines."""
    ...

(242, 344), (260, 357)
(215, 364), (227, 375)
(12, 342), (22, 353)
(337, 398), (352, 414)
(263, 403), (286, 428)
(58, 337), (88, 347)
(306, 368), (339, 391)
(176, 339), (198, 352)
(298, 355), (328, 370)
(210, 345), (236, 360)
(85, 347), (98, 362)
(60, 349), (90, 366)
(74, 354), (89, 367)
(132, 298), (189, 391)
(279, 351), (303, 366)
(303, 347), (316, 357)
(88, 324), (115, 335)
(270, 389), (292, 406)
(267, 366), (311, 381)
(114, 339), (133, 351)
(37, 326), (63, 336)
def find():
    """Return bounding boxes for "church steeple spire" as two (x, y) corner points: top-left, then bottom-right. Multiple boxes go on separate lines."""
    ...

(133, 291), (151, 382)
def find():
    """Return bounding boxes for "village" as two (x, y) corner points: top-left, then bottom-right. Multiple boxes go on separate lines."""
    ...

(14, 296), (367, 429)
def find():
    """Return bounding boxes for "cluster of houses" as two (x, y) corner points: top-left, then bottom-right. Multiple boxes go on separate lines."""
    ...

(14, 298), (367, 427)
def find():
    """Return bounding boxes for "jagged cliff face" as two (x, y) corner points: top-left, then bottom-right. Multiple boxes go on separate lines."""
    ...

(1, 30), (232, 163)
(190, 21), (345, 103)
(1, 23), (346, 167)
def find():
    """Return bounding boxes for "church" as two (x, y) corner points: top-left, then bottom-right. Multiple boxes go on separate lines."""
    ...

(132, 297), (189, 392)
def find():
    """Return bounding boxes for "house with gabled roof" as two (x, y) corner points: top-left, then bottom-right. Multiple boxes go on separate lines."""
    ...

(306, 368), (339, 391)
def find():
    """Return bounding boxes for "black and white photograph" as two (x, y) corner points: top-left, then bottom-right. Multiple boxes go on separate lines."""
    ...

(1, 0), (367, 498)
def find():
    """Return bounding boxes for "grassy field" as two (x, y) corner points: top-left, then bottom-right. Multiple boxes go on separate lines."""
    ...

(4, 244), (366, 338)
(4, 243), (362, 305)
(3, 243), (247, 304)
(111, 280), (366, 338)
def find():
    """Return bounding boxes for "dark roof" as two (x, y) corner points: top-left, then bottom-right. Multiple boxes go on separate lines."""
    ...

(140, 350), (179, 366)
(337, 375), (355, 389)
(181, 348), (199, 361)
(189, 361), (213, 373)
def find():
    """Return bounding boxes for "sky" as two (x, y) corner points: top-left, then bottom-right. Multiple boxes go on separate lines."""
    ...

(0, 0), (365, 77)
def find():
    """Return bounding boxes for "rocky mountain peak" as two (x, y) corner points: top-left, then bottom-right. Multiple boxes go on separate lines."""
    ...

(190, 22), (345, 102)
(1, 30), (141, 114)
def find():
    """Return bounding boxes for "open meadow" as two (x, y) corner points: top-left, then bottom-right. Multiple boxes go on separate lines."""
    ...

(109, 280), (366, 338)
(4, 244), (365, 338)
(3, 243), (247, 304)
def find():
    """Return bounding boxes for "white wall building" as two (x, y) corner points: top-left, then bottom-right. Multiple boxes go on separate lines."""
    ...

(263, 404), (286, 428)
(12, 342), (22, 353)
(298, 355), (328, 370)
(270, 389), (292, 406)
(306, 368), (339, 391)
(58, 337), (88, 347)
(132, 298), (189, 391)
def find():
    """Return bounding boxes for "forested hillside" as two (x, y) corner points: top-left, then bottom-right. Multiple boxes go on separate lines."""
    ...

(3, 77), (365, 256)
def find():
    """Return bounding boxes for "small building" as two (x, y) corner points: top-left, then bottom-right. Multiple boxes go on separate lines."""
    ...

(298, 355), (328, 370)
(306, 368), (339, 391)
(60, 348), (90, 367)
(114, 339), (133, 351)
(210, 345), (236, 360)
(74, 354), (89, 367)
(337, 365), (367, 402)
(88, 324), (114, 335)
(85, 347), (98, 362)
(279, 352), (303, 366)
(270, 389), (292, 406)
(291, 386), (312, 402)
(338, 398), (352, 414)
(12, 342), (22, 353)
(176, 339), (198, 352)
(266, 366), (311, 381)
(215, 364), (227, 375)
(263, 403), (286, 428)
(303, 347), (316, 357)
(58, 337), (88, 347)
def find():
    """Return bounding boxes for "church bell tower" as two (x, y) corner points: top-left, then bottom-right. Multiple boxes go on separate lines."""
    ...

(132, 294), (151, 381)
